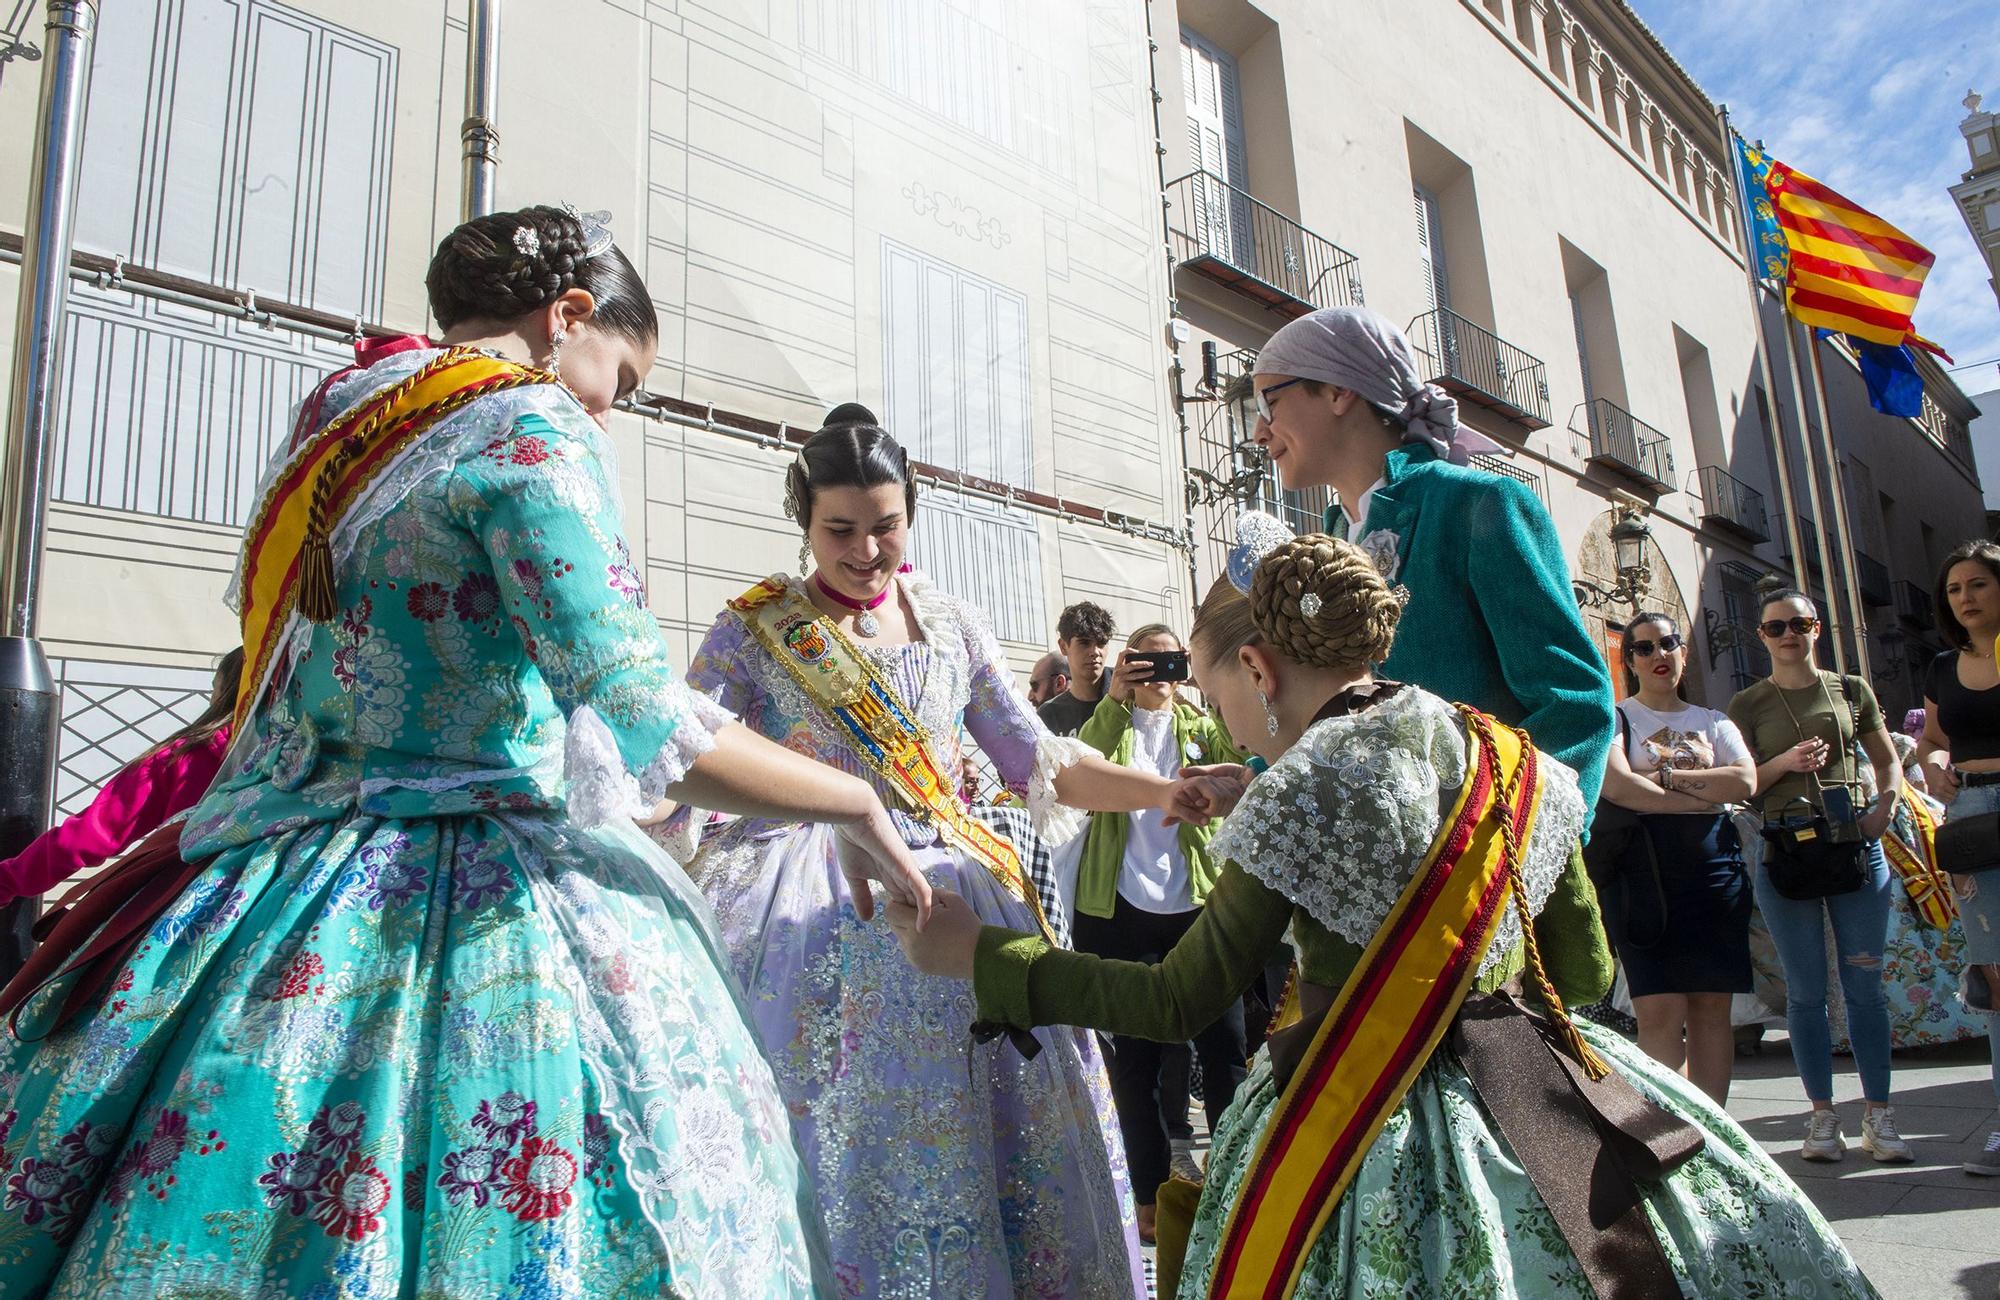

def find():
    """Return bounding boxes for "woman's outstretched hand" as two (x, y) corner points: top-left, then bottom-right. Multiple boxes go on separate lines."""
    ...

(835, 803), (933, 927)
(1161, 763), (1251, 826)
(883, 890), (980, 978)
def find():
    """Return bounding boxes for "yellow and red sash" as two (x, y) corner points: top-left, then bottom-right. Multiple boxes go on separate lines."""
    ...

(1207, 708), (1544, 1300)
(731, 577), (1057, 944)
(1883, 789), (1957, 929)
(234, 348), (553, 730)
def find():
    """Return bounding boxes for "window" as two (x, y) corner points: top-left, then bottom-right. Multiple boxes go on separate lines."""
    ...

(882, 241), (1047, 644)
(1180, 27), (1252, 270)
(1674, 325), (1722, 474)
(57, 0), (396, 525)
(1414, 184), (1450, 313)
(1561, 238), (1625, 410)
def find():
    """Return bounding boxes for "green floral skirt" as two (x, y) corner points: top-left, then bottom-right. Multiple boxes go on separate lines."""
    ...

(1180, 1020), (1877, 1298)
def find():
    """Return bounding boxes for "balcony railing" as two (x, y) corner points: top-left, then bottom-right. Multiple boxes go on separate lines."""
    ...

(1896, 580), (1934, 629)
(1407, 308), (1552, 430)
(1468, 452), (1549, 510)
(1695, 465), (1768, 542)
(1854, 551), (1891, 607)
(1575, 399), (1675, 493)
(1914, 389), (1977, 469)
(1782, 516), (1821, 572)
(1166, 170), (1363, 318)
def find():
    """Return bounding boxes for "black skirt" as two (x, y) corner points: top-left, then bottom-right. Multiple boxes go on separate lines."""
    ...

(1595, 812), (1752, 997)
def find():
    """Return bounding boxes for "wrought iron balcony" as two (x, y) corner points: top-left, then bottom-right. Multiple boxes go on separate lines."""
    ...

(1695, 465), (1768, 542)
(1407, 308), (1552, 430)
(1854, 551), (1891, 607)
(1896, 580), (1934, 629)
(1781, 515), (1821, 572)
(1574, 399), (1675, 494)
(1166, 170), (1363, 318)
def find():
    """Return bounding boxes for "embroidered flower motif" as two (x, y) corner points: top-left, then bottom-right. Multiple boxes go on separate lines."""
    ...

(269, 716), (320, 792)
(1354, 528), (1402, 583)
(363, 853), (427, 911)
(606, 560), (644, 604)
(581, 1113), (611, 1180)
(511, 557), (544, 602)
(406, 582), (450, 622)
(508, 435), (551, 466)
(305, 1100), (368, 1159)
(499, 1135), (577, 1222)
(453, 572), (501, 625)
(310, 1150), (392, 1241)
(435, 1144), (504, 1207)
(470, 1092), (537, 1147)
(54, 1120), (116, 1178)
(125, 1108), (190, 1180)
(3, 1157), (77, 1226)
(452, 852), (512, 912)
(273, 950), (325, 1000)
(259, 1148), (330, 1214)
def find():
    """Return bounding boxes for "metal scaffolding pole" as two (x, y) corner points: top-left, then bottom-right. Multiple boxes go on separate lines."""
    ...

(460, 0), (501, 222)
(1804, 333), (1873, 682)
(0, 0), (98, 978)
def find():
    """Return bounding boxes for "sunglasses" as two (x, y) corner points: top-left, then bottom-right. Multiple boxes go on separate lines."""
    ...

(1254, 378), (1306, 422)
(1627, 634), (1685, 657)
(1759, 616), (1820, 638)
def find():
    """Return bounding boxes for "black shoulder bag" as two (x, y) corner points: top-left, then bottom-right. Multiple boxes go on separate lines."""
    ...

(1757, 675), (1869, 901)
(1581, 707), (1668, 948)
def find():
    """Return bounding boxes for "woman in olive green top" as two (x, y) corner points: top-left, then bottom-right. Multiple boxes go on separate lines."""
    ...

(1726, 589), (1912, 1166)
(889, 535), (1873, 1299)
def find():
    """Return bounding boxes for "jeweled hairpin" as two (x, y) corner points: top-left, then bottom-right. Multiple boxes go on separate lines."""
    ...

(512, 226), (540, 257)
(1227, 510), (1294, 595)
(562, 204), (617, 258)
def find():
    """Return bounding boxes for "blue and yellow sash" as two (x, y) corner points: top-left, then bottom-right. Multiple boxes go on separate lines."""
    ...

(731, 578), (1056, 943)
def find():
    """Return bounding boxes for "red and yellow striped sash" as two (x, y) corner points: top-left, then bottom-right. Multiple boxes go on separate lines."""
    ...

(1883, 789), (1956, 929)
(234, 348), (551, 730)
(1208, 709), (1542, 1300)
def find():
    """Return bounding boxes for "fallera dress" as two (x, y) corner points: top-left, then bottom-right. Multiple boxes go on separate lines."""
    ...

(969, 687), (1879, 1298)
(680, 576), (1145, 1299)
(0, 349), (830, 1297)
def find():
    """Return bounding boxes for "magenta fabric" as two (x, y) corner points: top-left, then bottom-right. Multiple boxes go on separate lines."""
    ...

(0, 727), (231, 902)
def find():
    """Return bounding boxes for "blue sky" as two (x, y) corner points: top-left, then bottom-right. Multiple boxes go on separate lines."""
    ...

(1627, 0), (2000, 395)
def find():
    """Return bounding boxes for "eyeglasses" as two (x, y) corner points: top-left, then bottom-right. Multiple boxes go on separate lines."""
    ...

(1254, 378), (1306, 422)
(1628, 634), (1685, 657)
(1759, 616), (1820, 638)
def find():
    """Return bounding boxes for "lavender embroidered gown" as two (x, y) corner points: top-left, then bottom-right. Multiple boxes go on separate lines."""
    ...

(681, 575), (1144, 1299)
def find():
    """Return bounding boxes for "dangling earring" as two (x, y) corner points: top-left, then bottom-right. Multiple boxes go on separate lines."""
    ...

(798, 536), (812, 576)
(546, 328), (567, 376)
(1257, 688), (1280, 737)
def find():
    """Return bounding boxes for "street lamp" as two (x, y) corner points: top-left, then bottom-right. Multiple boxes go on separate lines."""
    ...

(1573, 507), (1654, 612)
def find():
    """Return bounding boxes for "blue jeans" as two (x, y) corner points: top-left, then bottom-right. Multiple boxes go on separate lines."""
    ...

(1747, 834), (1894, 1103)
(1946, 784), (2000, 1107)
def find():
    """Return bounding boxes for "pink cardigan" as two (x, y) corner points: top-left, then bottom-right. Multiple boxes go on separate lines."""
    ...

(0, 727), (231, 903)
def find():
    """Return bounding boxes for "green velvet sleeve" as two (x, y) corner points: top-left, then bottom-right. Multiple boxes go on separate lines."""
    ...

(1529, 845), (1614, 1005)
(971, 860), (1294, 1038)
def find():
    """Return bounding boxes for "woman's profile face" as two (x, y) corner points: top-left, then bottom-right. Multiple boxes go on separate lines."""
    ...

(560, 322), (653, 429)
(1193, 640), (1282, 764)
(1249, 375), (1343, 490)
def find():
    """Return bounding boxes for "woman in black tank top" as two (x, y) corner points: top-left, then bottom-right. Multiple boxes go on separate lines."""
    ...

(1913, 539), (2000, 1177)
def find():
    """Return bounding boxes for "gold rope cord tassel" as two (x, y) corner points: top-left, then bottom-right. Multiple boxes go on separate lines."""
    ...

(297, 529), (337, 623)
(1467, 709), (1614, 1082)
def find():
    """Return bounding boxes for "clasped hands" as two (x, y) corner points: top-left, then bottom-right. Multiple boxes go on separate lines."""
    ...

(1160, 763), (1251, 827)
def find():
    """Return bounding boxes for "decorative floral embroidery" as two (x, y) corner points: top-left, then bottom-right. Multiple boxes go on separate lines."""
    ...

(1355, 527), (1403, 583)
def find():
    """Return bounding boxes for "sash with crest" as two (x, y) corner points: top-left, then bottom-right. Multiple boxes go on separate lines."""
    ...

(1207, 707), (1611, 1300)
(234, 347), (555, 729)
(1883, 788), (1957, 929)
(730, 577), (1057, 944)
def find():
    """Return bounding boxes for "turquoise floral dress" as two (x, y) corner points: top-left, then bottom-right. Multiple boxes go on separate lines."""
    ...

(0, 350), (830, 1297)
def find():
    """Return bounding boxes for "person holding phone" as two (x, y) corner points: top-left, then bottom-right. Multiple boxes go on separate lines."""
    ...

(1072, 624), (1248, 1243)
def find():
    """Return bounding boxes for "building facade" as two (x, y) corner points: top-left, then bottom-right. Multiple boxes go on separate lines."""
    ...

(1953, 87), (2000, 315)
(0, 0), (1984, 816)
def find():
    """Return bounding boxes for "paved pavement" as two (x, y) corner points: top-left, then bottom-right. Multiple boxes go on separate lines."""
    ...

(1726, 1031), (1999, 1299)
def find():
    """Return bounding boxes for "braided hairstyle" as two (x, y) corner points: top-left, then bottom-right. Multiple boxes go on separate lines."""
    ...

(784, 403), (917, 529)
(1192, 533), (1401, 673)
(424, 205), (658, 344)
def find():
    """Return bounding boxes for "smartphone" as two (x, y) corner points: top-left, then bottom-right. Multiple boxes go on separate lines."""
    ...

(1127, 649), (1190, 683)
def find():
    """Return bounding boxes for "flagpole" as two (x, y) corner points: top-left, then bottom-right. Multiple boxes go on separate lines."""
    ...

(1776, 313), (1851, 674)
(1803, 332), (1874, 681)
(1716, 107), (1821, 642)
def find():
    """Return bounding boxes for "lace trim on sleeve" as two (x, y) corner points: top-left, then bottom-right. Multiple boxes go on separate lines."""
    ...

(1026, 734), (1094, 846)
(565, 689), (734, 830)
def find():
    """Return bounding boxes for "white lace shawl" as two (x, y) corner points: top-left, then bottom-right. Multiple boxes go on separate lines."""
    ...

(1207, 687), (1587, 977)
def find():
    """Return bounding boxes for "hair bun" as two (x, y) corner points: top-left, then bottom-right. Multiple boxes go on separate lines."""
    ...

(822, 402), (878, 429)
(1247, 534), (1402, 670)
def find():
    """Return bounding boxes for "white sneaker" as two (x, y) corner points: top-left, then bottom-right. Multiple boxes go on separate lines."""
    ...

(1965, 1130), (2000, 1177)
(1861, 1107), (1915, 1163)
(1800, 1109), (1845, 1162)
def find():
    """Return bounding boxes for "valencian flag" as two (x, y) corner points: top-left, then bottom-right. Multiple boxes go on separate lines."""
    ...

(1733, 136), (1947, 417)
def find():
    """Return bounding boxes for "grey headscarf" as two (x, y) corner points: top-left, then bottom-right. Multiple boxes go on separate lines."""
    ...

(1252, 306), (1501, 464)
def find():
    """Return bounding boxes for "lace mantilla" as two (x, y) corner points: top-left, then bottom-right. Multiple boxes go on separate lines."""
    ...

(1209, 688), (1585, 977)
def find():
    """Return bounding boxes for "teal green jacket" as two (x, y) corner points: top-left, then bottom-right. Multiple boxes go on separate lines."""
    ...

(1073, 695), (1244, 920)
(1327, 443), (1615, 810)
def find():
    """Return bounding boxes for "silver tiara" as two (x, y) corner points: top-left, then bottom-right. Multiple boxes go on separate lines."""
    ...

(1227, 510), (1294, 595)
(563, 204), (617, 258)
